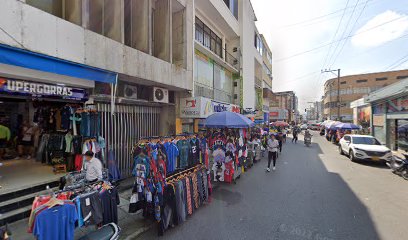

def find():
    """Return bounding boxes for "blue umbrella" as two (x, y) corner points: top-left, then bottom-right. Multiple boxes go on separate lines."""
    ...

(201, 111), (255, 128)
(334, 122), (361, 130)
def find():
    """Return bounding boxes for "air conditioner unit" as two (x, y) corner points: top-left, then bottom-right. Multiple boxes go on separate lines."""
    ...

(233, 59), (238, 65)
(233, 47), (238, 52)
(153, 87), (169, 103)
(124, 84), (138, 99)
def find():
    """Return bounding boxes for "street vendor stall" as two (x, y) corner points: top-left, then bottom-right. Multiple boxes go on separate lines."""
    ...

(200, 111), (255, 183)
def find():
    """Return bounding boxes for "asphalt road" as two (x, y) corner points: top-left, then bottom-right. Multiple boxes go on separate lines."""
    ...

(135, 133), (408, 240)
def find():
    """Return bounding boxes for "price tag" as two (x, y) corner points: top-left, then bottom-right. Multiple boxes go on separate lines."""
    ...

(85, 198), (90, 206)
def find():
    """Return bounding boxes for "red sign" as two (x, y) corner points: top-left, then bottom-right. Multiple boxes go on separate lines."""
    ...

(269, 112), (279, 117)
(231, 106), (240, 113)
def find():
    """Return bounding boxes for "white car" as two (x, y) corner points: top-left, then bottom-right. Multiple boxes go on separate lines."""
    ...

(338, 134), (392, 162)
(300, 124), (308, 130)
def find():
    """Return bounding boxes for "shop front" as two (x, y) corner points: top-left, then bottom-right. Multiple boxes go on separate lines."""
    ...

(179, 96), (240, 132)
(0, 44), (116, 193)
(366, 78), (408, 153)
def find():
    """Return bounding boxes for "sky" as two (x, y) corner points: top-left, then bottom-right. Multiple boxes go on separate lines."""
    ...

(251, 0), (408, 112)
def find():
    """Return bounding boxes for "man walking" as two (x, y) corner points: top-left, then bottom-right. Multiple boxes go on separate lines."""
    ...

(266, 135), (279, 172)
(292, 127), (298, 144)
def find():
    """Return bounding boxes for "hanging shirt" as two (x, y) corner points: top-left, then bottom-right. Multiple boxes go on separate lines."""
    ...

(189, 138), (200, 166)
(132, 154), (150, 178)
(176, 140), (190, 168)
(33, 204), (78, 240)
(65, 133), (73, 153)
(163, 142), (179, 173)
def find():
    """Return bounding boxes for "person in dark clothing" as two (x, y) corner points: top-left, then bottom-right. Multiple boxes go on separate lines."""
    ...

(277, 132), (283, 153)
(292, 128), (298, 144)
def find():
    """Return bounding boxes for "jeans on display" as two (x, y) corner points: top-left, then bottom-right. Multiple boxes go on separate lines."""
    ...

(80, 112), (90, 136)
(36, 134), (49, 163)
(80, 112), (100, 137)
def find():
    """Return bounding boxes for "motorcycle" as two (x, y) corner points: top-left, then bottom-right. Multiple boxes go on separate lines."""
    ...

(304, 136), (312, 147)
(386, 153), (408, 180)
(78, 223), (121, 240)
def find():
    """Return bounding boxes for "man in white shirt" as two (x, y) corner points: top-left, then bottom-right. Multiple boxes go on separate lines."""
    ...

(83, 151), (103, 182)
(267, 134), (279, 172)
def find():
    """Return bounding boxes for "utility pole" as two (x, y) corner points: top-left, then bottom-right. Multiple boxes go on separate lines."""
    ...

(322, 68), (341, 121)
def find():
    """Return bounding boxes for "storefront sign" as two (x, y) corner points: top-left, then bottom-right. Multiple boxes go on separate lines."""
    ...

(0, 78), (88, 101)
(180, 97), (240, 118)
(269, 108), (288, 120)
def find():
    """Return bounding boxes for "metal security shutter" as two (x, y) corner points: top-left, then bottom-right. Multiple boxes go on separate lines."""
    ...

(97, 103), (161, 177)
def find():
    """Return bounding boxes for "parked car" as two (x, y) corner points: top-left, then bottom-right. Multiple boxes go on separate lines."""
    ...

(338, 134), (392, 162)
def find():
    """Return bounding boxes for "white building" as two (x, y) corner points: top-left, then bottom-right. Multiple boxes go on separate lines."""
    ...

(179, 0), (273, 131)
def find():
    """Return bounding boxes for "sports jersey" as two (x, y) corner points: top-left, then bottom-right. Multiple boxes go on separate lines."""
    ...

(164, 142), (179, 173)
(176, 140), (191, 168)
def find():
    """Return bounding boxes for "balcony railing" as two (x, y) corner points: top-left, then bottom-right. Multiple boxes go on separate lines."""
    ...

(225, 50), (239, 68)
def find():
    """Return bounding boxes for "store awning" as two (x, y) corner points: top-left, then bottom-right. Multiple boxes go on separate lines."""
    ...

(0, 44), (116, 83)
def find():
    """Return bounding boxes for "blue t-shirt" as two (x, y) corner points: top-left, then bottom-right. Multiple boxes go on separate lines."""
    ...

(164, 142), (179, 173)
(33, 204), (78, 240)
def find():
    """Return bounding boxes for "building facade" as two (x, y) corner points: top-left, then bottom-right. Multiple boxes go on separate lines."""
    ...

(364, 78), (408, 154)
(323, 69), (408, 122)
(269, 91), (298, 123)
(0, 0), (194, 179)
(180, 0), (274, 129)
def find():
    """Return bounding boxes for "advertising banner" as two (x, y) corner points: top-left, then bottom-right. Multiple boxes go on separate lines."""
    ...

(180, 97), (240, 118)
(0, 77), (88, 101)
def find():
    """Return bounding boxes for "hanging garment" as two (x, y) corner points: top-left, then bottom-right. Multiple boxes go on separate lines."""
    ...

(100, 188), (120, 225)
(33, 204), (78, 240)
(108, 149), (121, 181)
(65, 133), (73, 153)
(79, 192), (103, 226)
(189, 138), (200, 166)
(163, 142), (179, 173)
(185, 177), (193, 215)
(175, 180), (186, 224)
(74, 154), (83, 171)
(176, 140), (191, 169)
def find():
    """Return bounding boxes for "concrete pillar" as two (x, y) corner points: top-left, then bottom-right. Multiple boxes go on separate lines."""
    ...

(65, 0), (82, 25)
(153, 0), (171, 62)
(172, 8), (185, 67)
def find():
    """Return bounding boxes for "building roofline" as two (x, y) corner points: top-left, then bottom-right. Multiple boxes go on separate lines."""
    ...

(323, 69), (408, 86)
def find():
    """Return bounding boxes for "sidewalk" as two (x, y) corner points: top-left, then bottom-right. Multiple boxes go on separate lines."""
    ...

(7, 178), (155, 240)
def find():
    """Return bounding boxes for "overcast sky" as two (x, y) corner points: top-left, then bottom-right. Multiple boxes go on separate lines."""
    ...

(251, 0), (408, 112)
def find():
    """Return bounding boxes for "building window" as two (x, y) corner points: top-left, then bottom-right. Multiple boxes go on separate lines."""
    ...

(356, 79), (367, 83)
(254, 34), (263, 55)
(267, 52), (272, 64)
(397, 75), (408, 79)
(375, 77), (387, 81)
(195, 17), (223, 58)
(340, 81), (346, 84)
(223, 0), (238, 19)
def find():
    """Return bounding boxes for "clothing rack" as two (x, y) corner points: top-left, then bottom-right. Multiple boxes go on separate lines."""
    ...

(165, 164), (203, 181)
(139, 133), (195, 140)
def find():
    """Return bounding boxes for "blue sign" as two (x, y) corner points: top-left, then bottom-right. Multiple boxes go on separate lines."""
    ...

(0, 77), (88, 101)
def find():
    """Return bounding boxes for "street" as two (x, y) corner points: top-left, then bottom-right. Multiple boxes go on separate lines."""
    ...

(136, 133), (408, 240)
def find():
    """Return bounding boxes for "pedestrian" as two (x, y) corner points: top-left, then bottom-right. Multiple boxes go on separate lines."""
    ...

(292, 127), (298, 144)
(0, 121), (11, 160)
(266, 134), (279, 172)
(277, 132), (283, 153)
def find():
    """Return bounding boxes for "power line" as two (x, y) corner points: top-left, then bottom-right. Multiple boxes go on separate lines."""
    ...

(275, 15), (406, 62)
(321, 0), (351, 71)
(329, 0), (370, 68)
(327, 0), (362, 68)
(279, 0), (376, 28)
(385, 53), (408, 70)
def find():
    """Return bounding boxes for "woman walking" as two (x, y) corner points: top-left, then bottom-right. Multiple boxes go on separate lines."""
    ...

(266, 135), (279, 172)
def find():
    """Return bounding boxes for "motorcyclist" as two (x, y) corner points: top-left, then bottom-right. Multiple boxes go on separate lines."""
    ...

(304, 129), (312, 141)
